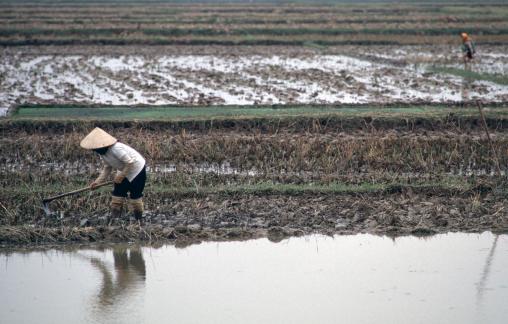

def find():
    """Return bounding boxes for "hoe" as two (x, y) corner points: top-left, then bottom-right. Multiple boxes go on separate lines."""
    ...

(42, 181), (113, 216)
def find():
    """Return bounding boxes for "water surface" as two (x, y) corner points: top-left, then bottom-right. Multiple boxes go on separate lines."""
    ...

(1, 232), (507, 324)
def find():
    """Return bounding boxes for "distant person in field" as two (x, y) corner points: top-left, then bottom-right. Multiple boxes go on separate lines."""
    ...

(80, 127), (147, 222)
(461, 32), (476, 66)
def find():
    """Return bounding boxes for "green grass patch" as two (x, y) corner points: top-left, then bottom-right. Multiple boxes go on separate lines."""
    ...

(303, 40), (328, 50)
(429, 66), (508, 86)
(10, 105), (508, 121)
(3, 27), (508, 37)
(2, 180), (472, 199)
(149, 180), (473, 196)
(439, 5), (508, 17)
(150, 182), (386, 196)
(12, 105), (368, 120)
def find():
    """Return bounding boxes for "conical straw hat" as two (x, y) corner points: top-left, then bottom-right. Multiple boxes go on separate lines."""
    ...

(80, 127), (117, 150)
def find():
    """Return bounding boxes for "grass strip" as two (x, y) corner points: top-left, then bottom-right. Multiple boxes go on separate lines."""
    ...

(10, 105), (508, 121)
(429, 66), (508, 86)
(4, 17), (508, 25)
(2, 27), (508, 37)
(0, 179), (475, 199)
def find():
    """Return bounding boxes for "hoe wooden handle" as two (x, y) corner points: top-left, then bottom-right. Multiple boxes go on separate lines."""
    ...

(42, 181), (113, 204)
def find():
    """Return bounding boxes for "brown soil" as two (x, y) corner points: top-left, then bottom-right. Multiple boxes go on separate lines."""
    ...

(2, 122), (508, 247)
(2, 191), (508, 247)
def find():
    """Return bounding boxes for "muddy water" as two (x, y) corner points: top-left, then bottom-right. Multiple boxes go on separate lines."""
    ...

(1, 233), (507, 324)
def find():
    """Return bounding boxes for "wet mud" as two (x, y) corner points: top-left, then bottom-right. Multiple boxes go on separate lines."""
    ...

(1, 191), (508, 246)
(2, 120), (508, 247)
(1, 45), (508, 116)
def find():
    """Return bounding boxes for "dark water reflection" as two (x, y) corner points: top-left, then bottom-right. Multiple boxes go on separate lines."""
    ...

(1, 233), (508, 324)
(90, 248), (146, 308)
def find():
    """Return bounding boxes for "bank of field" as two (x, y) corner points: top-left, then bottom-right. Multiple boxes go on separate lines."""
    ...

(14, 105), (508, 120)
(2, 104), (508, 245)
(1, 2), (508, 46)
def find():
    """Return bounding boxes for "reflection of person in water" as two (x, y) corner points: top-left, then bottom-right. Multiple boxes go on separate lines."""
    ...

(461, 73), (472, 103)
(89, 247), (146, 308)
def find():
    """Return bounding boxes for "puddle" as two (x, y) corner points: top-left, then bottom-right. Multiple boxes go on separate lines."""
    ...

(1, 161), (502, 179)
(1, 232), (507, 324)
(1, 162), (259, 177)
(150, 162), (259, 176)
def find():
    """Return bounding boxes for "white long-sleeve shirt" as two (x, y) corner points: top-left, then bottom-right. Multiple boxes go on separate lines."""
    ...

(96, 142), (146, 182)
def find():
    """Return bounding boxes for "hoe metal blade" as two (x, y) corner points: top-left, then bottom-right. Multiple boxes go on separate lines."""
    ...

(42, 200), (52, 216)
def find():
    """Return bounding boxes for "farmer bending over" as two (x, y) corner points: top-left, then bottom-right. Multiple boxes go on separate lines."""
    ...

(80, 127), (147, 221)
(461, 32), (475, 66)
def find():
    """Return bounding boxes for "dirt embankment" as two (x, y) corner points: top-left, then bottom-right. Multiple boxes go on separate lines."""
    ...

(1, 190), (508, 247)
(2, 2), (508, 46)
(2, 113), (508, 246)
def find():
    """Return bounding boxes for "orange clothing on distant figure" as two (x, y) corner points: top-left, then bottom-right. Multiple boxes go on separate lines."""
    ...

(461, 32), (475, 60)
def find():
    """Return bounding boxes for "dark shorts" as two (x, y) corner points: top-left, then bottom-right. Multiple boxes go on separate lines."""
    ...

(112, 166), (147, 199)
(466, 51), (473, 59)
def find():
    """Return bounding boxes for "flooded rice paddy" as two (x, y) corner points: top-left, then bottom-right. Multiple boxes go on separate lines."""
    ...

(1, 232), (507, 324)
(1, 45), (508, 116)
